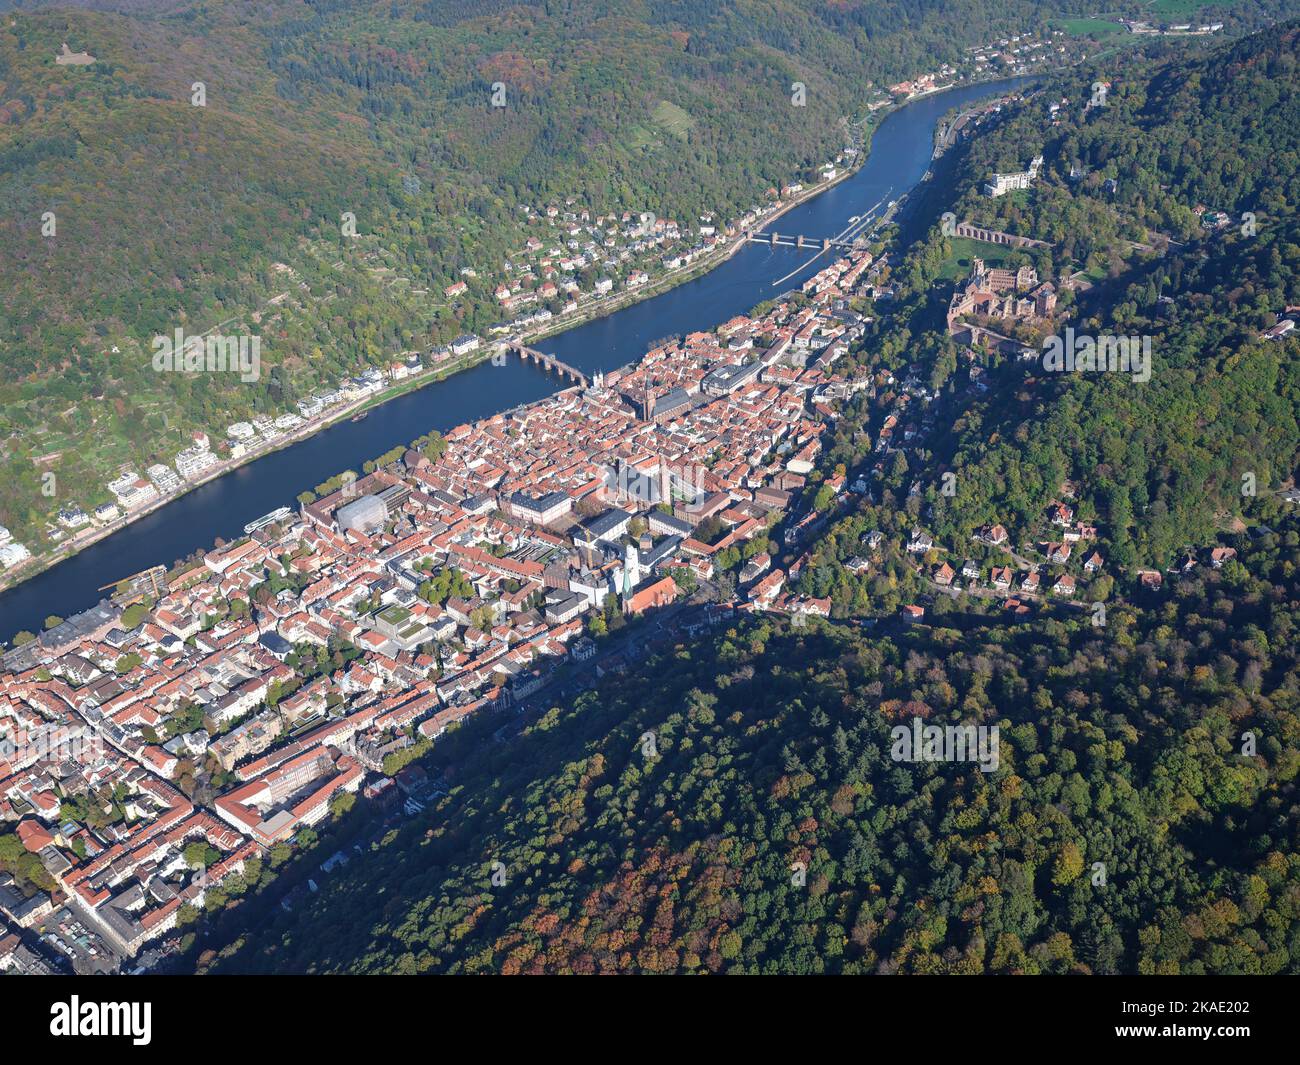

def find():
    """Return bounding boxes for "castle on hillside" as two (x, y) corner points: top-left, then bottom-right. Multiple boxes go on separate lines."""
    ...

(946, 258), (1057, 335)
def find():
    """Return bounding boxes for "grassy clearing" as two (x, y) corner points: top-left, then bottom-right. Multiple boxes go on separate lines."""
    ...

(651, 99), (695, 139)
(627, 100), (695, 151)
(936, 237), (1010, 281)
(1150, 0), (1214, 16)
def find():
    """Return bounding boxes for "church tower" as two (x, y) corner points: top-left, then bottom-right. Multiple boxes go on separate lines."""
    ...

(622, 543), (641, 596)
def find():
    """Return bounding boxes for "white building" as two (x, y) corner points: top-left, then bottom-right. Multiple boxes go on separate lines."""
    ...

(107, 471), (160, 510)
(175, 446), (219, 481)
(985, 155), (1043, 197)
(147, 463), (183, 494)
(0, 541), (31, 569)
(451, 334), (482, 356)
(57, 506), (90, 529)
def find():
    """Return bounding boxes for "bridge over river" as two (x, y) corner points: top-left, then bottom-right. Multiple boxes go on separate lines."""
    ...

(506, 341), (590, 388)
(743, 231), (867, 251)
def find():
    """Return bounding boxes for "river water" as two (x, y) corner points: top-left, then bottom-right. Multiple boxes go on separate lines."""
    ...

(0, 77), (1030, 644)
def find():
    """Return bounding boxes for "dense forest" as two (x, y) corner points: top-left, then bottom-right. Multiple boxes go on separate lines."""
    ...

(188, 22), (1300, 975)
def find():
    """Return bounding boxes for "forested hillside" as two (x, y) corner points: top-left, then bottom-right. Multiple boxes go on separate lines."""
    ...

(946, 27), (1300, 567)
(820, 20), (1300, 577)
(0, 0), (1077, 549)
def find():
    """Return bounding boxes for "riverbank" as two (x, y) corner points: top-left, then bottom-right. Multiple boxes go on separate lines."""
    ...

(528, 168), (867, 346)
(0, 349), (492, 603)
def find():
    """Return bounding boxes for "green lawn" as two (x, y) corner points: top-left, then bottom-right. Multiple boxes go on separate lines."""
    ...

(1150, 0), (1214, 16)
(936, 237), (1010, 281)
(650, 100), (695, 140)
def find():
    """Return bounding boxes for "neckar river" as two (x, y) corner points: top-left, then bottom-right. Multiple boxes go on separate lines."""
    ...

(0, 76), (1030, 644)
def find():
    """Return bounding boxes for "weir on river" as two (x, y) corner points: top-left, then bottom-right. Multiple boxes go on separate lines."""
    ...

(0, 76), (1033, 644)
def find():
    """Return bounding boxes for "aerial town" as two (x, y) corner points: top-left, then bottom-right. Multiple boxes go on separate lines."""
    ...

(4, 0), (1293, 997)
(0, 238), (888, 972)
(0, 166), (853, 586)
(8, 178), (1275, 968)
